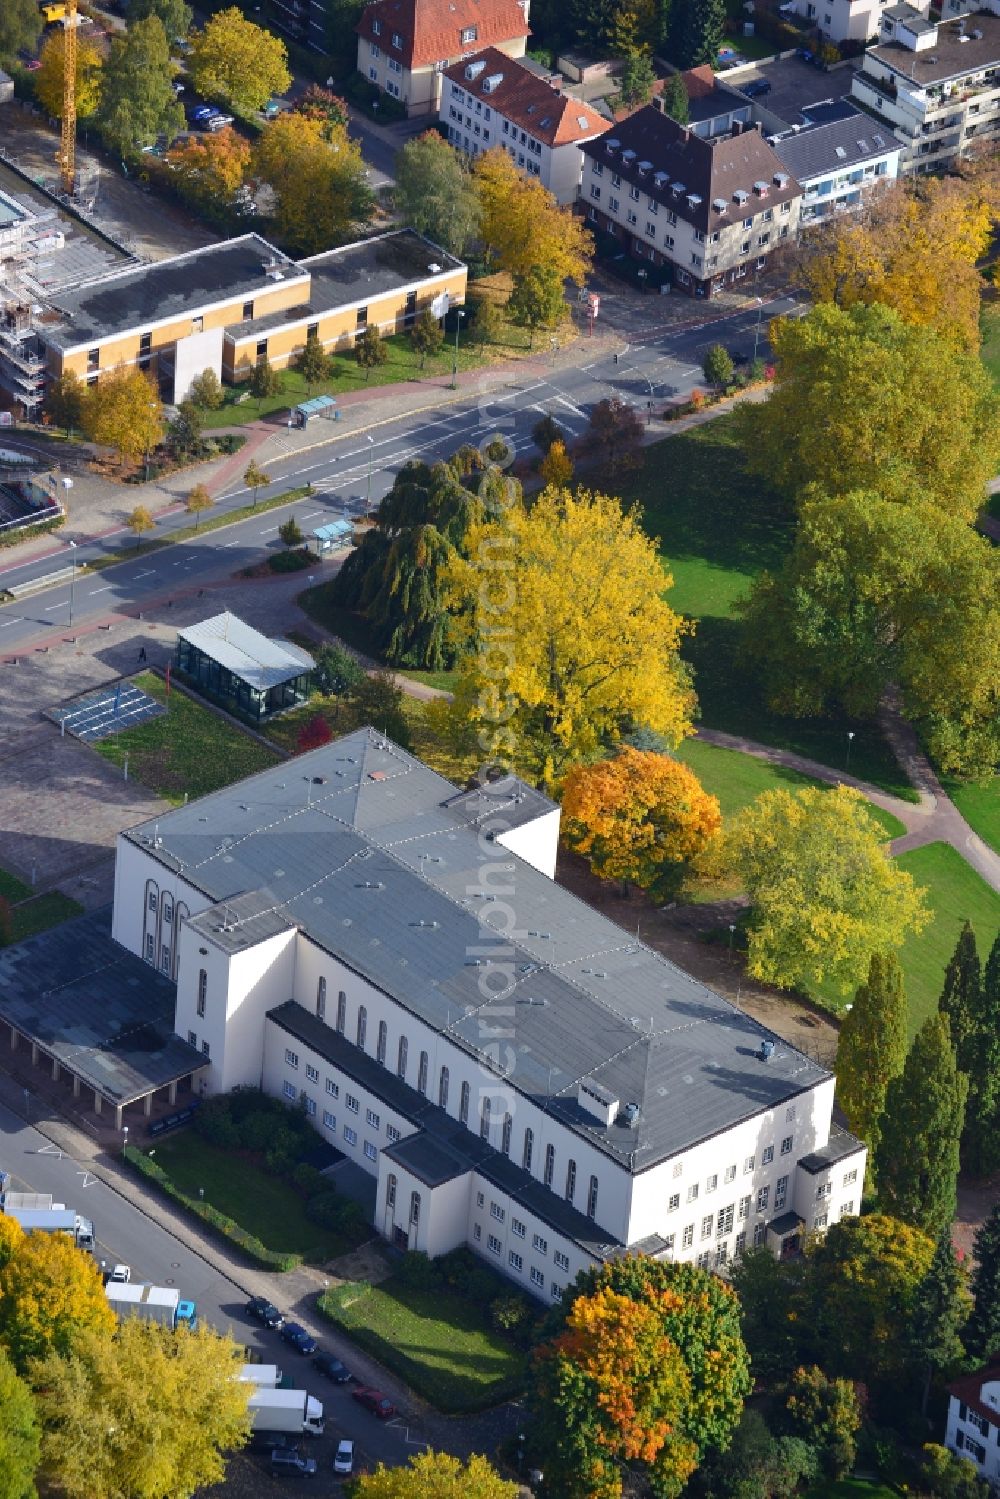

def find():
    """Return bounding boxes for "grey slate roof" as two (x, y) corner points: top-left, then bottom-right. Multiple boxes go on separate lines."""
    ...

(42, 236), (305, 352)
(177, 612), (314, 691)
(0, 910), (203, 1103)
(771, 112), (898, 182)
(127, 728), (828, 1173)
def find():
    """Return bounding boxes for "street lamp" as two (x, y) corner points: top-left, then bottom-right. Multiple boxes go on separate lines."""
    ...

(728, 922), (736, 956)
(122, 1124), (129, 1155)
(67, 538), (77, 627)
(450, 308), (465, 388)
(753, 296), (765, 363)
(365, 434), (375, 514)
(846, 730), (855, 774)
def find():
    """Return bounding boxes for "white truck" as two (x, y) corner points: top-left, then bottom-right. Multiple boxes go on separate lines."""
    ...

(0, 1191), (95, 1253)
(246, 1388), (325, 1437)
(105, 1281), (198, 1332)
(238, 1364), (286, 1390)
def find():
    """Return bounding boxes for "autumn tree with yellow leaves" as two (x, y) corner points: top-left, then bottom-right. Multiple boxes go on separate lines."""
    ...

(81, 366), (165, 467)
(720, 784), (928, 993)
(166, 126), (252, 217)
(32, 1319), (252, 1499)
(446, 487), (695, 785)
(562, 746), (721, 899)
(189, 6), (290, 115)
(798, 172), (998, 351)
(0, 1219), (114, 1373)
(253, 113), (373, 255)
(354, 1451), (517, 1498)
(34, 28), (103, 120)
(474, 147), (593, 286)
(532, 1257), (751, 1499)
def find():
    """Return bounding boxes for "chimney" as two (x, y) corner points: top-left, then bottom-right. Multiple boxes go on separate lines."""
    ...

(731, 119), (743, 137)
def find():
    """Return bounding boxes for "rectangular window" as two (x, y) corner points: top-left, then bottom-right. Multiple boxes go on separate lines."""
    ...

(816, 1181), (832, 1200)
(744, 1156), (755, 1174)
(530, 1267), (545, 1288)
(840, 1200), (855, 1219)
(346, 1094), (359, 1114)
(139, 330), (152, 355)
(301, 1064), (317, 1085)
(814, 1211), (828, 1229)
(753, 1221), (767, 1247)
(757, 1186), (770, 1213)
(512, 1218), (526, 1239)
(356, 306), (368, 331)
(717, 1203), (734, 1237)
(366, 1108), (380, 1129)
(609, 196), (620, 213)
(460, 24), (476, 40)
(735, 1230), (746, 1256)
(201, 1039), (210, 1059)
(697, 1250), (711, 1269)
(532, 1233), (548, 1254)
(284, 1049), (299, 1069)
(590, 184), (601, 201)
(554, 1250), (570, 1271)
(668, 1193), (680, 1212)
(491, 1203), (505, 1223)
(775, 1175), (788, 1210)
(781, 1136), (793, 1155)
(738, 1194), (751, 1221)
(323, 1110), (336, 1130)
(304, 1096), (315, 1117)
(552, 1284), (563, 1301)
(325, 1078), (339, 1098)
(87, 348), (99, 371)
(762, 1145), (774, 1166)
(687, 1184), (699, 1203)
(509, 1251), (523, 1272)
(701, 1214), (713, 1241)
(673, 1163), (683, 1178)
(682, 1223), (694, 1248)
(283, 1081), (296, 1100)
(487, 1234), (502, 1257)
(473, 1224), (481, 1241)
(477, 1192), (485, 1209)
(706, 1174), (718, 1194)
(843, 1168), (858, 1185)
(344, 1125), (357, 1145)
(724, 1164), (736, 1183)
(255, 338), (267, 362)
(386, 1125), (400, 1144)
(364, 1140), (377, 1161)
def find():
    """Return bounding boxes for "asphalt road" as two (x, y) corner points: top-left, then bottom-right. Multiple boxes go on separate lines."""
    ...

(0, 298), (799, 652)
(0, 1099), (428, 1490)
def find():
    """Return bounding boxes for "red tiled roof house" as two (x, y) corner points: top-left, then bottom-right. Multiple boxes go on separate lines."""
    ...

(357, 0), (530, 116)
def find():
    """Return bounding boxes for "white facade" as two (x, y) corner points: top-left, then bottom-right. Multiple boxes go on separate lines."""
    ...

(786, 0), (925, 44)
(945, 1374), (1000, 1488)
(111, 730), (866, 1299)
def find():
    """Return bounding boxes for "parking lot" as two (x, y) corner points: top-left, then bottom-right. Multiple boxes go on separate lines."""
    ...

(723, 52), (858, 128)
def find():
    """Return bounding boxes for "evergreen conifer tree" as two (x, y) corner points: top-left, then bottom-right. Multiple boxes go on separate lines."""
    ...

(671, 0), (726, 68)
(968, 1204), (1000, 1361)
(963, 930), (1000, 1177)
(835, 952), (908, 1180)
(878, 1012), (968, 1238)
(909, 1229), (970, 1414)
(939, 920), (982, 1069)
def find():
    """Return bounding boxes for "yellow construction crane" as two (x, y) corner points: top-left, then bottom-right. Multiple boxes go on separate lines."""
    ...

(57, 0), (78, 196)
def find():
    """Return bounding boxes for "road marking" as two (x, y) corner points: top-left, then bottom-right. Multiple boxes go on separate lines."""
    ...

(222, 540), (241, 547)
(0, 620), (20, 628)
(88, 586), (112, 595)
(134, 569), (155, 579)
(259, 525), (280, 535)
(303, 510), (325, 519)
(552, 395), (587, 420)
(172, 560), (185, 566)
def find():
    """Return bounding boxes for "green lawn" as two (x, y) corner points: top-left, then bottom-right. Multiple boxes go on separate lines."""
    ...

(807, 841), (1000, 1035)
(318, 1276), (527, 1413)
(946, 775), (1000, 856)
(806, 1482), (900, 1499)
(200, 328), (524, 430)
(981, 302), (1000, 387)
(296, 587), (458, 694)
(92, 673), (280, 804)
(148, 1135), (360, 1261)
(621, 418), (917, 800)
(0, 865), (83, 943)
(675, 739), (906, 839)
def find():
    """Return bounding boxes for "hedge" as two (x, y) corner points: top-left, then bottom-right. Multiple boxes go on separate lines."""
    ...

(123, 1145), (301, 1272)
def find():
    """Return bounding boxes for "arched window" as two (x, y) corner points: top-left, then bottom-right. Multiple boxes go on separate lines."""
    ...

(386, 1173), (396, 1208)
(336, 991), (346, 1034)
(417, 1051), (428, 1095)
(522, 1128), (534, 1172)
(480, 1096), (491, 1140)
(438, 1066), (449, 1110)
(565, 1158), (577, 1204)
(459, 1081), (470, 1125)
(409, 1190), (421, 1225)
(501, 1113), (512, 1156)
(587, 1174), (599, 1220)
(172, 901), (189, 978)
(544, 1143), (555, 1188)
(316, 977), (326, 1021)
(376, 1020), (387, 1065)
(162, 893), (173, 927)
(356, 1005), (367, 1049)
(397, 1035), (408, 1079)
(196, 969), (207, 1018)
(143, 879), (159, 964)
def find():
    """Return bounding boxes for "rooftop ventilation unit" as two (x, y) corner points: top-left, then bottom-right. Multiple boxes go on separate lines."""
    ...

(605, 137), (620, 153)
(733, 188), (749, 204)
(773, 171), (789, 187)
(753, 179), (769, 195)
(623, 1101), (641, 1127)
(578, 1078), (620, 1127)
(713, 196), (728, 212)
(654, 170), (670, 186)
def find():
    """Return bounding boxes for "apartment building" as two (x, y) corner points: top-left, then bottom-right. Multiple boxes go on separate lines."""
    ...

(440, 49), (606, 203)
(356, 0), (530, 116)
(945, 1366), (1000, 1487)
(37, 230), (466, 399)
(770, 107), (901, 222)
(110, 726), (865, 1299)
(579, 105), (802, 298)
(852, 4), (1000, 170)
(782, 0), (930, 44)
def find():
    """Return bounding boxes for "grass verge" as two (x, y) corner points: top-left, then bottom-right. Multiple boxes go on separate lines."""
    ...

(944, 775), (999, 857)
(134, 1136), (363, 1264)
(92, 672), (280, 803)
(806, 841), (1000, 1036)
(805, 1483), (900, 1499)
(82, 486), (314, 573)
(318, 1277), (527, 1413)
(0, 865), (83, 943)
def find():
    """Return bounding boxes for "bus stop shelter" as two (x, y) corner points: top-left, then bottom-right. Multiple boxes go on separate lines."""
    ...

(312, 518), (354, 555)
(293, 395), (339, 428)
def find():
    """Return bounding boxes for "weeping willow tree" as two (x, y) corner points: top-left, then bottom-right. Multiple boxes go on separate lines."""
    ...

(331, 451), (520, 670)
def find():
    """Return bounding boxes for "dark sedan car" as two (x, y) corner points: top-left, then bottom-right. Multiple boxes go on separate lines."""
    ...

(281, 1322), (318, 1355)
(352, 1387), (396, 1419)
(313, 1352), (352, 1383)
(246, 1296), (284, 1329)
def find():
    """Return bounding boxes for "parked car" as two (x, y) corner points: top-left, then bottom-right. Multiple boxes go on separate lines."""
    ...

(189, 105), (218, 125)
(270, 1449), (317, 1477)
(352, 1387), (396, 1419)
(109, 1264), (131, 1283)
(206, 113), (234, 131)
(313, 1353), (352, 1383)
(250, 1430), (294, 1453)
(333, 1439), (355, 1475)
(281, 1323), (317, 1355)
(739, 78), (771, 97)
(246, 1296), (284, 1329)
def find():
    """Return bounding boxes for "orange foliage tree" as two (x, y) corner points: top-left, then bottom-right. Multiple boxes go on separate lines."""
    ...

(561, 745), (721, 899)
(532, 1257), (750, 1499)
(166, 126), (252, 216)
